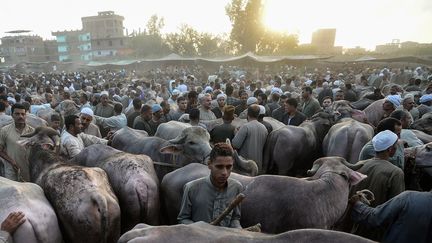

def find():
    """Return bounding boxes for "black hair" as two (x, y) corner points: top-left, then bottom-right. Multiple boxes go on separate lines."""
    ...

(132, 98), (142, 110)
(286, 98), (298, 108)
(141, 104), (151, 113)
(64, 115), (79, 130)
(189, 108), (200, 120)
(0, 102), (5, 112)
(376, 118), (402, 134)
(209, 143), (234, 163)
(226, 85), (234, 96)
(303, 86), (312, 94)
(12, 103), (26, 114)
(188, 91), (198, 99)
(177, 96), (186, 103)
(389, 110), (409, 121)
(114, 103), (123, 114)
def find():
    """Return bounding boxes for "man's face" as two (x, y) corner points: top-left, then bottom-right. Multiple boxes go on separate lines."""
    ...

(100, 95), (109, 105)
(394, 124), (402, 138)
(382, 101), (395, 115)
(74, 118), (83, 134)
(80, 96), (87, 105)
(163, 104), (170, 114)
(284, 103), (296, 113)
(153, 110), (163, 119)
(217, 98), (225, 108)
(188, 97), (197, 107)
(12, 108), (26, 125)
(240, 93), (248, 104)
(142, 110), (152, 121)
(80, 114), (92, 129)
(388, 144), (397, 157)
(51, 120), (60, 130)
(335, 92), (344, 101)
(178, 100), (187, 111)
(302, 89), (309, 99)
(322, 98), (332, 108)
(208, 156), (234, 189)
(257, 96), (264, 105)
(202, 96), (212, 109)
(403, 98), (414, 111)
(401, 116), (412, 129)
(45, 93), (53, 103)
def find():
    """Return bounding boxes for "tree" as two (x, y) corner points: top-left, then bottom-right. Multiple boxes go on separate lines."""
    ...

(147, 15), (165, 36)
(226, 0), (264, 54)
(165, 24), (200, 56)
(127, 15), (170, 58)
(226, 0), (298, 55)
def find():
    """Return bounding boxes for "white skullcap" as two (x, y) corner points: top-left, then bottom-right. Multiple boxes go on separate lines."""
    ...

(64, 87), (69, 92)
(305, 80), (313, 86)
(419, 94), (432, 103)
(247, 97), (258, 106)
(372, 130), (398, 152)
(172, 89), (180, 96)
(101, 91), (109, 97)
(7, 97), (16, 104)
(385, 95), (402, 108)
(258, 105), (266, 115)
(217, 93), (227, 100)
(204, 86), (213, 93)
(271, 87), (283, 95)
(322, 81), (329, 87)
(81, 107), (94, 116)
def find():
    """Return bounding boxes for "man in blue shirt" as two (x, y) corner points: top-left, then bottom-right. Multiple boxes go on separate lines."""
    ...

(351, 190), (432, 243)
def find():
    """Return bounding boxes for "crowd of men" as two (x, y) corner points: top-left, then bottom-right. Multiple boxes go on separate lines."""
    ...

(0, 64), (432, 242)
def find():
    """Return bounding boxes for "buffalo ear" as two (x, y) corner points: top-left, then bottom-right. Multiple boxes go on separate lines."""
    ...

(349, 171), (367, 185)
(160, 145), (183, 154)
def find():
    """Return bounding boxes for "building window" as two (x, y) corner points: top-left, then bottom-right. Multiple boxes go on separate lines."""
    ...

(98, 51), (101, 55)
(120, 39), (123, 46)
(109, 40), (113, 46)
(97, 41), (101, 46)
(110, 51), (113, 56)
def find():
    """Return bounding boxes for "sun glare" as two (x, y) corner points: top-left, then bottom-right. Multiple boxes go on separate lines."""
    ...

(262, 0), (401, 49)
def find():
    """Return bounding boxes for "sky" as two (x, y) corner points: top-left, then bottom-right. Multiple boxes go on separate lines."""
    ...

(1, 0), (431, 50)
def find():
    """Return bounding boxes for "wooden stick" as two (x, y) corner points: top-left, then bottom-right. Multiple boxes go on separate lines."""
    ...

(210, 193), (245, 226)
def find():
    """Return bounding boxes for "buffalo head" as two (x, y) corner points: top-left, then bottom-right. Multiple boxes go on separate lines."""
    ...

(160, 126), (212, 163)
(307, 156), (366, 185)
(19, 127), (60, 152)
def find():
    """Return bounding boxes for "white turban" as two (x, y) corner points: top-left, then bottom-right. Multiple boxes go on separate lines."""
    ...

(258, 105), (266, 115)
(385, 95), (402, 108)
(247, 97), (258, 106)
(419, 94), (432, 103)
(372, 130), (398, 152)
(217, 93), (227, 100)
(81, 107), (94, 116)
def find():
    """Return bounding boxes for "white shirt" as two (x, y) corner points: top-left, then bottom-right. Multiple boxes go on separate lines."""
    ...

(94, 114), (127, 131)
(178, 84), (188, 92)
(60, 131), (107, 159)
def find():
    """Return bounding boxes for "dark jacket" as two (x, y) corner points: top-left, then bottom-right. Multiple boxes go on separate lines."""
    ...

(211, 107), (223, 119)
(210, 122), (236, 144)
(282, 111), (307, 126)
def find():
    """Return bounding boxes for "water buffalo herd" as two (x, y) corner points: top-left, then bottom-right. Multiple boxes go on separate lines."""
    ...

(1, 103), (432, 242)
